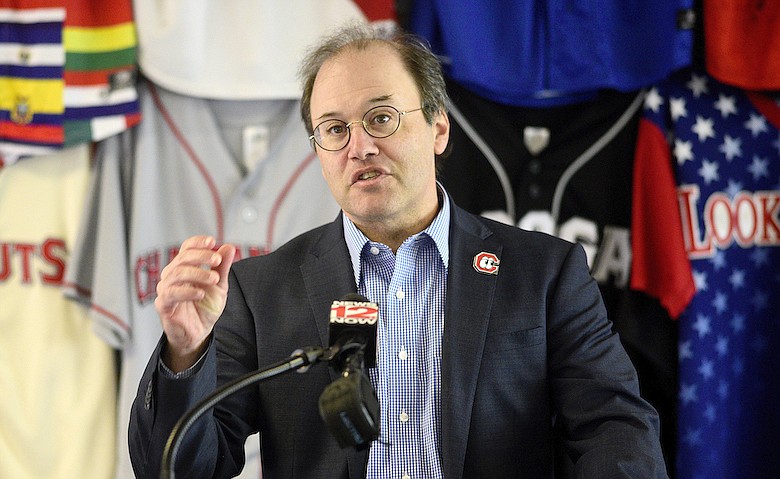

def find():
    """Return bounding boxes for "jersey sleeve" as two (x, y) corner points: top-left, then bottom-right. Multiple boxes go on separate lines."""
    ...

(630, 89), (695, 318)
(64, 131), (135, 347)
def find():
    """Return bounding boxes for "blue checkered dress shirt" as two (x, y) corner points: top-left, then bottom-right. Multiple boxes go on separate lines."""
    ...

(343, 188), (450, 479)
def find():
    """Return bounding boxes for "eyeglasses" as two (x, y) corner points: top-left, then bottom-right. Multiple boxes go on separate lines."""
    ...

(309, 105), (423, 151)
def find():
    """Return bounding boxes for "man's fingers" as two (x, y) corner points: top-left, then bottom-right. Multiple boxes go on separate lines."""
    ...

(163, 249), (220, 278)
(197, 293), (223, 315)
(159, 263), (219, 292)
(155, 283), (206, 312)
(152, 237), (234, 366)
(214, 243), (237, 287)
(179, 235), (216, 251)
(194, 244), (235, 315)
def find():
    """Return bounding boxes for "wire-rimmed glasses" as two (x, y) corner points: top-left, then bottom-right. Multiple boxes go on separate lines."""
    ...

(309, 105), (423, 151)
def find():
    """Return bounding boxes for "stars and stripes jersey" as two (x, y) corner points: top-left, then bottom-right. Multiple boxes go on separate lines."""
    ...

(132, 0), (397, 100)
(409, 0), (694, 106)
(0, 145), (117, 479)
(703, 0), (780, 91)
(632, 68), (780, 479)
(63, 79), (340, 479)
(438, 80), (681, 468)
(0, 0), (141, 165)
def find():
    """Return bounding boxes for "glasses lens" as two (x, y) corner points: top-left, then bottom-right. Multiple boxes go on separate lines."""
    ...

(364, 106), (400, 138)
(314, 119), (349, 151)
(312, 106), (405, 151)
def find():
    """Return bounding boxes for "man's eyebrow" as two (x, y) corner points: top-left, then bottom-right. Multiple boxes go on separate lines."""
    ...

(314, 95), (396, 122)
(369, 94), (393, 104)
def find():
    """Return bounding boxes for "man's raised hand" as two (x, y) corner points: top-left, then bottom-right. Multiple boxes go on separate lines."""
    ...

(154, 235), (236, 372)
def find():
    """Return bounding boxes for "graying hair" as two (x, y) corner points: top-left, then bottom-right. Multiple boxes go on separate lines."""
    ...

(298, 22), (450, 138)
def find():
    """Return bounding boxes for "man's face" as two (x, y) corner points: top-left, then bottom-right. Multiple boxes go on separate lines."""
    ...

(309, 43), (449, 234)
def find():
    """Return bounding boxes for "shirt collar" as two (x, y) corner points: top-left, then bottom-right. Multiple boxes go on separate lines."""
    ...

(343, 183), (451, 286)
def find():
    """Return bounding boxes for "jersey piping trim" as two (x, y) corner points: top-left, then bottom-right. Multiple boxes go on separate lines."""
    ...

(550, 90), (645, 223)
(61, 280), (130, 335)
(148, 82), (225, 242)
(447, 99), (516, 221)
(266, 151), (318, 249)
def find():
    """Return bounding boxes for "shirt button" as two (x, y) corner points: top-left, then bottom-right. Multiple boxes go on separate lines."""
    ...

(395, 289), (405, 300)
(241, 206), (258, 223)
(402, 474), (411, 479)
(399, 411), (409, 423)
(398, 347), (408, 361)
(370, 246), (380, 255)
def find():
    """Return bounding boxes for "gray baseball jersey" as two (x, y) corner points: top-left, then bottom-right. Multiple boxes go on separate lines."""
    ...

(65, 79), (340, 479)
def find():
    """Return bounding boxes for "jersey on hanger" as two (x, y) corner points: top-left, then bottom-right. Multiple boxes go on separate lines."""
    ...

(132, 0), (396, 99)
(410, 0), (694, 106)
(633, 67), (780, 479)
(64, 80), (341, 479)
(438, 80), (680, 468)
(704, 1), (780, 90)
(0, 146), (117, 479)
(0, 0), (140, 165)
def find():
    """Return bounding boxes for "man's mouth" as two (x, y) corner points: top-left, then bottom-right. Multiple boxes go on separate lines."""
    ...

(358, 171), (380, 181)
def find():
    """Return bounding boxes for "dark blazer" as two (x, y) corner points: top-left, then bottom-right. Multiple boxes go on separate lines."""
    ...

(129, 202), (668, 479)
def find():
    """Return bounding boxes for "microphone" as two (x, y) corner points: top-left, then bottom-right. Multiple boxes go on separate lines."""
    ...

(161, 294), (380, 478)
(318, 293), (380, 449)
(161, 347), (327, 479)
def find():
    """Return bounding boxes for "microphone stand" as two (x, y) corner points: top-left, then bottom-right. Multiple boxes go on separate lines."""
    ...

(160, 347), (326, 479)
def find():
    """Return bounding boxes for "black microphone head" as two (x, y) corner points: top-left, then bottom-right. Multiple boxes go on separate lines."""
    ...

(328, 294), (378, 369)
(321, 294), (381, 449)
(318, 370), (379, 449)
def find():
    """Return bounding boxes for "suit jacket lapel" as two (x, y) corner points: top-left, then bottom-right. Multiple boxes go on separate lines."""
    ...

(441, 205), (501, 479)
(299, 214), (369, 478)
(300, 213), (357, 355)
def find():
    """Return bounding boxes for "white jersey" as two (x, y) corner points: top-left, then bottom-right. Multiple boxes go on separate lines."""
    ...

(64, 79), (340, 479)
(0, 145), (117, 479)
(132, 0), (382, 99)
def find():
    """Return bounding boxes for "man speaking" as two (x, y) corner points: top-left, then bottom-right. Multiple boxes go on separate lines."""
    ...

(129, 22), (669, 479)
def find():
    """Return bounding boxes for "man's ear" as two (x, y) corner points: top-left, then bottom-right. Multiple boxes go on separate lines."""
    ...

(433, 110), (450, 156)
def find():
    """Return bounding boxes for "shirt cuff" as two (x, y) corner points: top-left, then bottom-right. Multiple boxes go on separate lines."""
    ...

(158, 343), (209, 379)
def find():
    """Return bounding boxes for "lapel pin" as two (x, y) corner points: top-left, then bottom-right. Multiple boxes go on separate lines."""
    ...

(473, 252), (500, 275)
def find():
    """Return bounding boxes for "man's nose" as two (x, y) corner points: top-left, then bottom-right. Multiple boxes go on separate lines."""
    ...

(346, 121), (377, 159)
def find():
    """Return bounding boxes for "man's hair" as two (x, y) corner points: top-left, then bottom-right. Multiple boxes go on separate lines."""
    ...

(298, 22), (450, 140)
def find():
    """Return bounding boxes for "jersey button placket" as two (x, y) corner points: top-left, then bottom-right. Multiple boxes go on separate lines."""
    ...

(241, 205), (258, 223)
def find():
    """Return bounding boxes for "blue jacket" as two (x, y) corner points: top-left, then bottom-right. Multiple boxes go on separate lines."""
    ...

(129, 201), (668, 478)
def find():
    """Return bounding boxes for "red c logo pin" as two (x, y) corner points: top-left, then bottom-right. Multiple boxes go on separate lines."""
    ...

(473, 252), (500, 275)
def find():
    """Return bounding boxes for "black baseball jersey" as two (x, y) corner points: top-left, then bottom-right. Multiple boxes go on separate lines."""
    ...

(439, 79), (678, 468)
